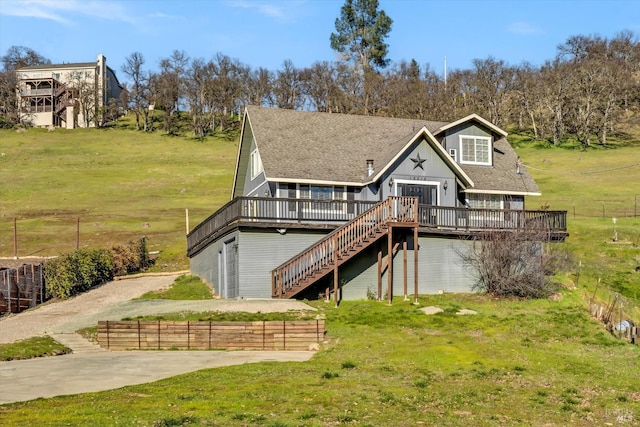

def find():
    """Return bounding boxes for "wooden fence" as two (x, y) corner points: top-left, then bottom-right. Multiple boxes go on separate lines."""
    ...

(97, 320), (325, 351)
(590, 303), (638, 345)
(0, 264), (45, 315)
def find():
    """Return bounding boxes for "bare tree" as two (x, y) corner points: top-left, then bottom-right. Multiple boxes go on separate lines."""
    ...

(120, 52), (151, 131)
(459, 223), (563, 299)
(300, 61), (339, 112)
(68, 71), (97, 127)
(0, 46), (50, 128)
(245, 67), (272, 107)
(269, 60), (304, 110)
(1, 46), (51, 72)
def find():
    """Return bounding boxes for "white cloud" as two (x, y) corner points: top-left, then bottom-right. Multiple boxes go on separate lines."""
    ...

(224, 0), (305, 22)
(507, 21), (544, 35)
(0, 0), (136, 25)
(148, 12), (186, 21)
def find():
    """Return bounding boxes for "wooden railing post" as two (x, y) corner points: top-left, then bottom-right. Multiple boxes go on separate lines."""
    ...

(333, 235), (339, 307)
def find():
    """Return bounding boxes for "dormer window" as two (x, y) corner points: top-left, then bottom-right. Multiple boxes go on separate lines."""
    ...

(460, 135), (491, 166)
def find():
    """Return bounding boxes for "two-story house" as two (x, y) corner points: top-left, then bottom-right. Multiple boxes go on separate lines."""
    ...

(15, 54), (123, 128)
(188, 106), (567, 303)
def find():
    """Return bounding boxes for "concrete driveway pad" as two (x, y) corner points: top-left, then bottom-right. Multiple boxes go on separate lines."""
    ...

(0, 350), (314, 404)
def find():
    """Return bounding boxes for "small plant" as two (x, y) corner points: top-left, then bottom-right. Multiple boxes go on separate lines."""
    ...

(366, 286), (377, 301)
(322, 371), (339, 379)
(414, 379), (429, 388)
(341, 360), (356, 369)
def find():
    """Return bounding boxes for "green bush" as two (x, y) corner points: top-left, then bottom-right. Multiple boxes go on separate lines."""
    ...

(44, 238), (151, 299)
(44, 249), (114, 299)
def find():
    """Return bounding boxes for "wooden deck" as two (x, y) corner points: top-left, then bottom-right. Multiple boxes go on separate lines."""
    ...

(187, 197), (568, 257)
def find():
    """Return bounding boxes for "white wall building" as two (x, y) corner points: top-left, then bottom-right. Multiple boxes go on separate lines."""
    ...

(16, 54), (123, 128)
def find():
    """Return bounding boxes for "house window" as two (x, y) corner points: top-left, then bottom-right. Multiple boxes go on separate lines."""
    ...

(460, 135), (491, 165)
(467, 194), (502, 210)
(299, 185), (346, 212)
(250, 149), (263, 180)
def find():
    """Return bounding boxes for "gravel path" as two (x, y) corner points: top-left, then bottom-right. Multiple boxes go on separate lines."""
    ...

(0, 274), (315, 344)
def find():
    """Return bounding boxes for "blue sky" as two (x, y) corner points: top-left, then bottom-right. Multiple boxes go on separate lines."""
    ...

(1, 0), (638, 82)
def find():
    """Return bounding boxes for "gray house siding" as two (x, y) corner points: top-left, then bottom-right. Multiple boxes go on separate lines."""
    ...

(189, 229), (240, 297)
(442, 123), (492, 157)
(339, 235), (475, 300)
(237, 229), (329, 298)
(382, 138), (457, 206)
(191, 227), (476, 300)
(242, 137), (267, 197)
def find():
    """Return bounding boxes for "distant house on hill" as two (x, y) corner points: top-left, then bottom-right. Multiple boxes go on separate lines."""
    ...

(187, 106), (568, 302)
(15, 54), (123, 129)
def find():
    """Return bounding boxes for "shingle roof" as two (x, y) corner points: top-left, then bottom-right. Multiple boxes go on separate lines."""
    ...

(245, 106), (540, 194)
(17, 62), (97, 72)
(246, 105), (444, 184)
(460, 138), (540, 195)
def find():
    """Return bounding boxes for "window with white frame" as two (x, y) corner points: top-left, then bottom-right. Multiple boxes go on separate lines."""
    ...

(460, 135), (491, 165)
(467, 194), (502, 210)
(299, 184), (346, 212)
(250, 149), (263, 180)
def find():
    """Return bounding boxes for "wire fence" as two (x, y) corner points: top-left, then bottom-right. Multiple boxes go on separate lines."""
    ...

(564, 201), (640, 219)
(1, 214), (172, 259)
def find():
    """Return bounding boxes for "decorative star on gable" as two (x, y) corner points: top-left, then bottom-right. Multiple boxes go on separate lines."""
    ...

(411, 153), (426, 170)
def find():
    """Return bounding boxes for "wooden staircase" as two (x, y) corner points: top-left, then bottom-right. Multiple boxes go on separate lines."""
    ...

(272, 197), (418, 299)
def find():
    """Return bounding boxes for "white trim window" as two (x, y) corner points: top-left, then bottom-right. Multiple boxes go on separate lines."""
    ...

(460, 135), (491, 165)
(250, 149), (263, 180)
(467, 194), (503, 210)
(299, 184), (346, 212)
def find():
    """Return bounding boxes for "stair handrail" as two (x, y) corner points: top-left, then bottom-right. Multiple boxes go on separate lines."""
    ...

(272, 196), (417, 298)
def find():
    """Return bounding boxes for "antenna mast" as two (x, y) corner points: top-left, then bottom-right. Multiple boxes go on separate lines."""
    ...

(444, 56), (447, 90)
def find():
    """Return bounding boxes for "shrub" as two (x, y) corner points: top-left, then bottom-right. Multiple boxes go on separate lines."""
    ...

(459, 224), (561, 299)
(44, 249), (114, 299)
(110, 237), (151, 276)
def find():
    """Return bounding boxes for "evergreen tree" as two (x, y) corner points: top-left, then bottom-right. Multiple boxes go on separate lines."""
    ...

(330, 0), (393, 71)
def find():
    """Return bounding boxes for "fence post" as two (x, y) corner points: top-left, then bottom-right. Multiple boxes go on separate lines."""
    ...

(76, 217), (80, 250)
(7, 270), (13, 313)
(13, 217), (18, 259)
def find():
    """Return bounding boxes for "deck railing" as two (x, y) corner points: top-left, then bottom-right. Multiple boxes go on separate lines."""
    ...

(417, 205), (567, 233)
(187, 197), (567, 256)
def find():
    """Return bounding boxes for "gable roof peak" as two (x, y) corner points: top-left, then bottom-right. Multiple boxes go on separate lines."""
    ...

(435, 113), (508, 138)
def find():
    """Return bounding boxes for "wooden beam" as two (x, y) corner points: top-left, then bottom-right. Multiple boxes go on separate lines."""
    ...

(377, 251), (382, 302)
(414, 226), (419, 304)
(387, 225), (393, 305)
(333, 236), (338, 307)
(403, 240), (408, 300)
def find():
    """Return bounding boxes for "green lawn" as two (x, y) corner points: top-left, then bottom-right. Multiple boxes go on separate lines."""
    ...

(516, 142), (640, 316)
(1, 293), (638, 426)
(136, 275), (213, 300)
(0, 336), (71, 361)
(0, 126), (237, 270)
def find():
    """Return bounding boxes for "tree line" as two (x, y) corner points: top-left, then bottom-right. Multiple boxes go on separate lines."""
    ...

(1, 35), (638, 145)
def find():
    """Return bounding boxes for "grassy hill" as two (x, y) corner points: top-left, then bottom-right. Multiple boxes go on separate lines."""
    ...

(515, 140), (640, 316)
(0, 124), (638, 425)
(0, 126), (237, 270)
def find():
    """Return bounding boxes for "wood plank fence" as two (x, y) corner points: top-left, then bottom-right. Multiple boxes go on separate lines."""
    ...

(590, 303), (638, 345)
(0, 264), (45, 315)
(97, 320), (325, 351)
